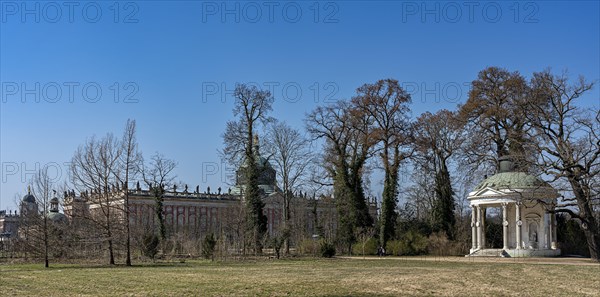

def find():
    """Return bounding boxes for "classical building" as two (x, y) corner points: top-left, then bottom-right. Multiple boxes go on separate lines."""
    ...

(47, 197), (68, 224)
(63, 141), (378, 245)
(0, 210), (19, 242)
(0, 188), (40, 242)
(3, 138), (377, 253)
(0, 188), (68, 250)
(467, 157), (560, 257)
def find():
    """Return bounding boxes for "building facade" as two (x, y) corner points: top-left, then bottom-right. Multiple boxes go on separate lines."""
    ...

(63, 145), (378, 246)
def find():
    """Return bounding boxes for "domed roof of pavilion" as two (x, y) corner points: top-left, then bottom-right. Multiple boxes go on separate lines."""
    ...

(474, 172), (551, 191)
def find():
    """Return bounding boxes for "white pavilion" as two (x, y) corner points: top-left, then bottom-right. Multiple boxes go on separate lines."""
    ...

(467, 157), (561, 257)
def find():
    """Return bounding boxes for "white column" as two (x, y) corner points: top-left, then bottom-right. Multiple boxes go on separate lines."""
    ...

(480, 207), (486, 249)
(550, 212), (557, 249)
(515, 202), (522, 249)
(544, 211), (550, 249)
(476, 205), (483, 249)
(502, 203), (509, 250)
(471, 205), (477, 250)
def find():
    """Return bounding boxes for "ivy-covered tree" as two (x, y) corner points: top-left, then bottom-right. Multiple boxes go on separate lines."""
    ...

(222, 83), (274, 254)
(140, 153), (177, 243)
(306, 100), (376, 254)
(353, 79), (412, 249)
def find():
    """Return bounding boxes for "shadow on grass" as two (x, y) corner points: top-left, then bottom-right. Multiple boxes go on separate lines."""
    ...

(0, 260), (206, 272)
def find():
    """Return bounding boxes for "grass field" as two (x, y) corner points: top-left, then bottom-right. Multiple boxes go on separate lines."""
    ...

(1, 257), (599, 296)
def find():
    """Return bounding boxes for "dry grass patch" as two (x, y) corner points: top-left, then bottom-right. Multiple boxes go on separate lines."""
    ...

(0, 257), (598, 296)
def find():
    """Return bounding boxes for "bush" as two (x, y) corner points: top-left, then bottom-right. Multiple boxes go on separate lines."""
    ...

(142, 234), (159, 259)
(386, 240), (402, 256)
(394, 230), (428, 256)
(557, 214), (590, 257)
(202, 233), (217, 260)
(297, 238), (318, 255)
(351, 238), (378, 256)
(319, 241), (336, 258)
(270, 229), (290, 259)
(428, 231), (470, 256)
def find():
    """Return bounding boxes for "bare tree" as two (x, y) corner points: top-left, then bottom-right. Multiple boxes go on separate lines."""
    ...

(71, 133), (122, 265)
(140, 153), (177, 243)
(29, 168), (55, 268)
(266, 121), (313, 254)
(222, 83), (274, 254)
(113, 119), (141, 266)
(526, 70), (600, 261)
(401, 168), (437, 222)
(458, 66), (532, 172)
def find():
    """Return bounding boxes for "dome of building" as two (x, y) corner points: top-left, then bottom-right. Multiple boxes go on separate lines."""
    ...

(474, 172), (551, 191)
(233, 134), (277, 195)
(238, 134), (274, 171)
(47, 211), (68, 223)
(240, 154), (274, 170)
(22, 192), (36, 203)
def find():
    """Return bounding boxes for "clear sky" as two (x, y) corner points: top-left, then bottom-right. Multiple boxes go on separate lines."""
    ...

(1, 1), (599, 210)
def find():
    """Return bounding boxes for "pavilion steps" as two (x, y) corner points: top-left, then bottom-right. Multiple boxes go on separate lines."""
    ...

(467, 249), (510, 257)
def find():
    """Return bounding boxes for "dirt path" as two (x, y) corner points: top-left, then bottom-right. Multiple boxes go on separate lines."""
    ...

(341, 256), (600, 266)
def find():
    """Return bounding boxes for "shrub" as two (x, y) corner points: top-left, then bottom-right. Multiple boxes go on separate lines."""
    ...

(386, 240), (402, 256)
(428, 231), (470, 256)
(202, 233), (217, 260)
(351, 238), (378, 256)
(396, 230), (428, 256)
(428, 231), (450, 256)
(557, 214), (590, 257)
(270, 229), (290, 259)
(297, 238), (318, 255)
(142, 233), (159, 259)
(320, 241), (336, 258)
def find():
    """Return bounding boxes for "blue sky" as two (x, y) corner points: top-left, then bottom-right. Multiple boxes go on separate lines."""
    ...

(1, 1), (599, 210)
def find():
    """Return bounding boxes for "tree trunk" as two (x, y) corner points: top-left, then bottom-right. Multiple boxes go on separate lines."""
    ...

(44, 217), (49, 268)
(126, 214), (132, 266)
(283, 190), (291, 255)
(108, 236), (115, 265)
(125, 189), (132, 266)
(569, 177), (600, 261)
(582, 226), (600, 262)
(125, 187), (131, 266)
(107, 213), (115, 265)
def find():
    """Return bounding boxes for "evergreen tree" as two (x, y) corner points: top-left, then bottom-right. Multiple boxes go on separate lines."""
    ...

(431, 164), (456, 239)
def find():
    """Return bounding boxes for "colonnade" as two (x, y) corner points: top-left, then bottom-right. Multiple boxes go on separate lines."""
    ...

(470, 203), (557, 251)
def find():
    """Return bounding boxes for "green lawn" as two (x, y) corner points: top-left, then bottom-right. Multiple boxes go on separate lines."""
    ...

(1, 257), (598, 296)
